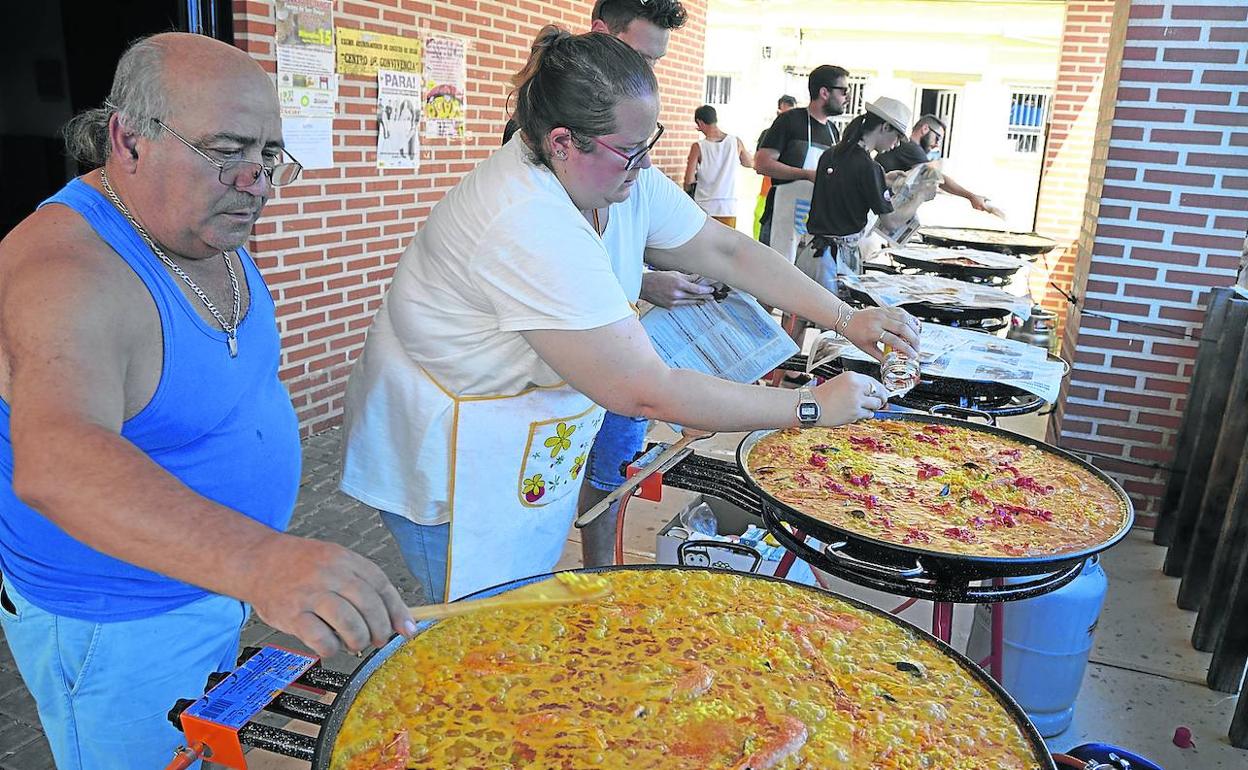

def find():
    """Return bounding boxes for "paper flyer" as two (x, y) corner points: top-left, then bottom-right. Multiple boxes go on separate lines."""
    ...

(337, 28), (422, 77)
(281, 116), (334, 170)
(376, 69), (422, 169)
(422, 34), (468, 139)
(640, 290), (799, 384)
(275, 0), (336, 120)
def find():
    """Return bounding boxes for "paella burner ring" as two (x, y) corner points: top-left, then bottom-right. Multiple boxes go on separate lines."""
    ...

(759, 503), (1084, 603)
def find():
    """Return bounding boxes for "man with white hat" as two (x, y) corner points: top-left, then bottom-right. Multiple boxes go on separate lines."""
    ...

(803, 96), (939, 287)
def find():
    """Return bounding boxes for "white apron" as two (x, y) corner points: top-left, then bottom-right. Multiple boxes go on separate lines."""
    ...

(430, 367), (606, 600)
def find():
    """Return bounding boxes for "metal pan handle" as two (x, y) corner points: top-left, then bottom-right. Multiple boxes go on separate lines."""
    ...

(927, 403), (996, 426)
(822, 540), (926, 580)
(677, 539), (763, 574)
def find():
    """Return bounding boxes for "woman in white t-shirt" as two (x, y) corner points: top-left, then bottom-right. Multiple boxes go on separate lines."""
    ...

(339, 27), (920, 603)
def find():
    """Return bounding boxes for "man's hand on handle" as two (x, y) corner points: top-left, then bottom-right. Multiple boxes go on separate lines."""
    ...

(243, 534), (416, 657)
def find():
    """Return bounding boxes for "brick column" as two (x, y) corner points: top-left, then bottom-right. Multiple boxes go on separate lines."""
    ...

(1030, 0), (1118, 338)
(232, 0), (708, 434)
(1056, 0), (1248, 526)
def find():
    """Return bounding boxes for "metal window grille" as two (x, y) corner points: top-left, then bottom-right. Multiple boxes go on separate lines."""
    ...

(1007, 90), (1050, 153)
(705, 75), (732, 105)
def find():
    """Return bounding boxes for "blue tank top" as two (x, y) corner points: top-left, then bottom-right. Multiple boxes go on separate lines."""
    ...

(0, 177), (302, 622)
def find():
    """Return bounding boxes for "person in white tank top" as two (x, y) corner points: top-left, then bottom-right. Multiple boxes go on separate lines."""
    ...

(683, 104), (752, 227)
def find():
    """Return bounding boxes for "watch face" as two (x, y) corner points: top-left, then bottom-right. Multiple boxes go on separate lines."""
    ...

(798, 402), (819, 422)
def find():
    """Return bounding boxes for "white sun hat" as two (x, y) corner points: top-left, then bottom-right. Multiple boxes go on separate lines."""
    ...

(864, 96), (913, 135)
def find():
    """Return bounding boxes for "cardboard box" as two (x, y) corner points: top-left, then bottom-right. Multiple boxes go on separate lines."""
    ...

(655, 494), (817, 586)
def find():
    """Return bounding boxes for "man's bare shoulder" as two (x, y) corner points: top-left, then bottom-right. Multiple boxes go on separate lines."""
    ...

(0, 203), (148, 316)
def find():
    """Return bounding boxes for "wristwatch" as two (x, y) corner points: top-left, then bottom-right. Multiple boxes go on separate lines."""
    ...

(796, 387), (820, 426)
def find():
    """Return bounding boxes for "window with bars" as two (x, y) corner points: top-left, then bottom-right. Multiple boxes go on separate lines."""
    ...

(705, 75), (732, 105)
(1007, 90), (1050, 153)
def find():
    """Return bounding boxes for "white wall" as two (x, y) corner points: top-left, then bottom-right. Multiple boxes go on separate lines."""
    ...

(701, 0), (1065, 233)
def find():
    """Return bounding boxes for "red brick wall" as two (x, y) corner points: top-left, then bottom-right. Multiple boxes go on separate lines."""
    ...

(232, 0), (708, 434)
(1031, 0), (1118, 339)
(1057, 0), (1248, 526)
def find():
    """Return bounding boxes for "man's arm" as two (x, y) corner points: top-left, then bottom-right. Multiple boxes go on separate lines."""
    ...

(752, 147), (815, 183)
(737, 137), (753, 169)
(0, 216), (411, 657)
(683, 142), (700, 192)
(938, 173), (988, 211)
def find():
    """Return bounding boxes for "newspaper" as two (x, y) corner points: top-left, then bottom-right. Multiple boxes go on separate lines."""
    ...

(841, 272), (1031, 320)
(809, 324), (1064, 403)
(864, 163), (942, 246)
(641, 289), (799, 383)
(885, 245), (1028, 271)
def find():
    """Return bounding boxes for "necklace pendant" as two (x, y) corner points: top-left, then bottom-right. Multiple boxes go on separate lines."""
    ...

(227, 334), (238, 358)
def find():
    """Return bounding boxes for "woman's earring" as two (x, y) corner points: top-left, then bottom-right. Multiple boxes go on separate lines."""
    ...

(554, 149), (568, 160)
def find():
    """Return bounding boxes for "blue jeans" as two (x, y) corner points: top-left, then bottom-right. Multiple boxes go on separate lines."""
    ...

(0, 579), (246, 770)
(380, 512), (450, 603)
(585, 411), (650, 492)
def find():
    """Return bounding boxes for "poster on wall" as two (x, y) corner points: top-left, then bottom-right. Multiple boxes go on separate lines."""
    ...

(275, 0), (335, 168)
(336, 28), (422, 77)
(422, 34), (467, 139)
(376, 69), (422, 170)
(275, 0), (336, 119)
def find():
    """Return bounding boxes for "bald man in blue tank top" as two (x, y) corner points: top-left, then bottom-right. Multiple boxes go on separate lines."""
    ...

(0, 33), (412, 770)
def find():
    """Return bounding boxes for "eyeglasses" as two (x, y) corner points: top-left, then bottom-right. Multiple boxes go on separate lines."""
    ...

(154, 119), (303, 189)
(587, 122), (665, 171)
(828, 85), (849, 94)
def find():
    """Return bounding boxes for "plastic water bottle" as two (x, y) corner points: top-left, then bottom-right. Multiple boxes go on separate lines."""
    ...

(966, 557), (1108, 737)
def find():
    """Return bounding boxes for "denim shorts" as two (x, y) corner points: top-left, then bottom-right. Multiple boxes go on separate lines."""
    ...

(586, 411), (650, 492)
(0, 578), (246, 770)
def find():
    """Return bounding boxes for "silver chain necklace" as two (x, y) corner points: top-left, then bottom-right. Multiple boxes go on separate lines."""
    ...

(99, 170), (242, 357)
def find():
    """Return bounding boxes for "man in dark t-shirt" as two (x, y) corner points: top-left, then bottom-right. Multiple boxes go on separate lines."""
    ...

(876, 114), (991, 212)
(754, 65), (849, 246)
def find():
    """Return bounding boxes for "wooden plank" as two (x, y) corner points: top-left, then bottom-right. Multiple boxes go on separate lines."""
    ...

(1234, 668), (1248, 748)
(1156, 287), (1233, 545)
(1207, 526), (1248, 693)
(1177, 324), (1248, 610)
(1163, 296), (1248, 577)
(1192, 441), (1248, 650)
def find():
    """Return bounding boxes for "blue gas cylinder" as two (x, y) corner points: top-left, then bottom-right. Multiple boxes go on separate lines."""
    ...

(967, 556), (1108, 737)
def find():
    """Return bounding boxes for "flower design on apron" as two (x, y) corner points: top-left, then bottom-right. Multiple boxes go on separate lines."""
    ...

(518, 406), (605, 508)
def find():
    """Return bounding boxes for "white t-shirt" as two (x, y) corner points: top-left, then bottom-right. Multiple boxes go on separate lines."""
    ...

(693, 134), (740, 217)
(339, 138), (707, 523)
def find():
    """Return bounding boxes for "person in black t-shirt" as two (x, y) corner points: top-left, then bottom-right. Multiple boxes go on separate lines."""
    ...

(805, 97), (938, 288)
(876, 114), (991, 212)
(756, 94), (796, 150)
(754, 65), (849, 246)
